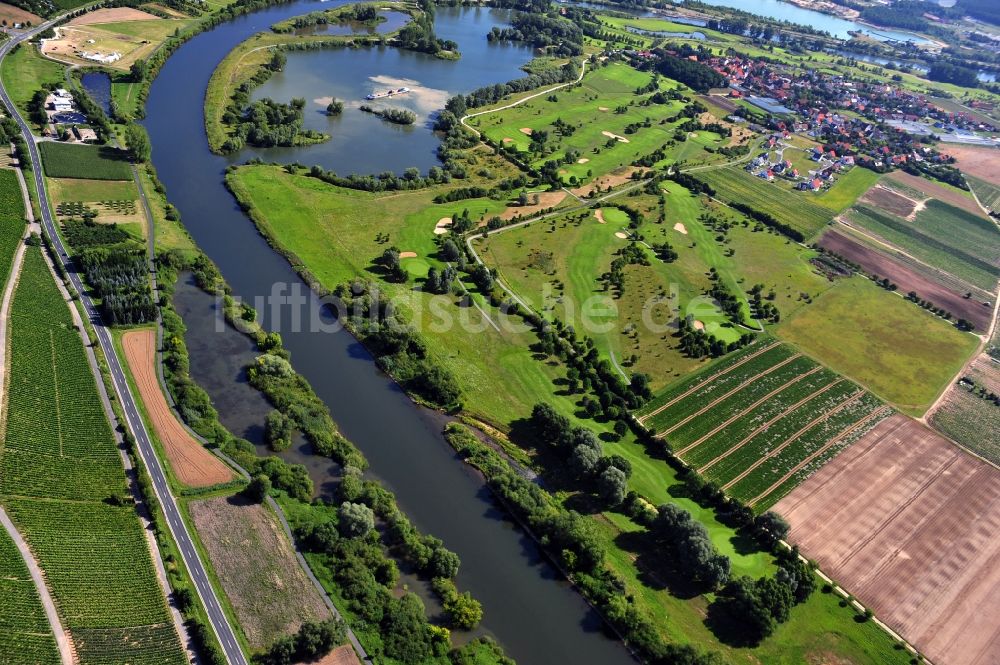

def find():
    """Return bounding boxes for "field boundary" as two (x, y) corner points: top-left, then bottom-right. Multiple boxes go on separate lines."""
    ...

(749, 405), (895, 506)
(719, 389), (865, 491)
(659, 353), (803, 439)
(695, 377), (843, 472)
(636, 340), (780, 423)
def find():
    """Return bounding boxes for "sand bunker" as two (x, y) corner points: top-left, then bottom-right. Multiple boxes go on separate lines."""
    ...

(399, 251), (417, 258)
(594, 209), (606, 224)
(577, 158), (589, 164)
(602, 131), (629, 143)
(689, 132), (698, 138)
(598, 107), (609, 111)
(433, 217), (452, 235)
(673, 222), (688, 234)
(502, 137), (513, 143)
(499, 191), (567, 221)
(614, 232), (628, 239)
(519, 127), (533, 135)
(693, 320), (705, 331)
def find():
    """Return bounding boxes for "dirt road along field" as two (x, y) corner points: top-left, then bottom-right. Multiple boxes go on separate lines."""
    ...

(775, 414), (1000, 665)
(122, 329), (236, 487)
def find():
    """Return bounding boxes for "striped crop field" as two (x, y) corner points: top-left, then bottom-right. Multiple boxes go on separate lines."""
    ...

(0, 528), (60, 663)
(640, 341), (891, 511)
(0, 246), (185, 665)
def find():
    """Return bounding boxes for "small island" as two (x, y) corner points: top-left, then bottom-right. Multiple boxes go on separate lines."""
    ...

(358, 105), (416, 125)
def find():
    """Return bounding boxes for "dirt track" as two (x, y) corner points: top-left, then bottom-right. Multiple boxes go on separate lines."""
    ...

(820, 230), (992, 330)
(122, 329), (235, 487)
(775, 414), (1000, 665)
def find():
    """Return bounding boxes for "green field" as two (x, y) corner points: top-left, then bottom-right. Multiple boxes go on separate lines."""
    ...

(778, 277), (978, 414)
(846, 202), (1000, 292)
(468, 62), (734, 184)
(967, 174), (1000, 213)
(0, 170), (26, 287)
(638, 341), (889, 509)
(812, 167), (881, 212)
(697, 166), (834, 239)
(0, 44), (64, 119)
(0, 528), (60, 663)
(39, 143), (133, 181)
(2, 246), (185, 664)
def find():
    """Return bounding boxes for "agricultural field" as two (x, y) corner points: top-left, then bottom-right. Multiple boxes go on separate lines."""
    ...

(778, 277), (978, 414)
(0, 2), (41, 25)
(636, 341), (890, 509)
(696, 166), (833, 239)
(188, 496), (330, 650)
(967, 175), (1000, 214)
(883, 169), (986, 218)
(0, 170), (26, 282)
(930, 354), (1000, 464)
(39, 142), (133, 181)
(467, 62), (737, 185)
(845, 201), (1000, 294)
(776, 415), (1000, 665)
(48, 176), (144, 229)
(819, 229), (994, 331)
(0, 528), (60, 664)
(2, 246), (185, 664)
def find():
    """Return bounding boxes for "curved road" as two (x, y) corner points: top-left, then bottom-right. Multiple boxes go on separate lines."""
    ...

(0, 22), (248, 665)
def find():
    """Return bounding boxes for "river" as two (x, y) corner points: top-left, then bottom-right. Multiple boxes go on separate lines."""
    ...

(141, 2), (635, 664)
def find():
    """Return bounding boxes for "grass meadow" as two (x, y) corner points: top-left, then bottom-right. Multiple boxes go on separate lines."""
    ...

(777, 277), (978, 414)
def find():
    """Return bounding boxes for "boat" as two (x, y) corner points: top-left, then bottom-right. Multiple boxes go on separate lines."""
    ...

(364, 87), (411, 100)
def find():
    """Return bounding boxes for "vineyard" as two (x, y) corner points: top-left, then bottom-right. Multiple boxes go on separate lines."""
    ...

(38, 142), (133, 181)
(1, 247), (185, 665)
(0, 168), (25, 223)
(0, 528), (60, 664)
(640, 342), (891, 510)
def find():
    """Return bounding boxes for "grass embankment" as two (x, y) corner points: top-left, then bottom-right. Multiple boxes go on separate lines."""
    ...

(39, 142), (134, 180)
(778, 277), (979, 415)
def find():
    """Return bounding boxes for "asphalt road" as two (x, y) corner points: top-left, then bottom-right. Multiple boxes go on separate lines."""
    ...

(0, 22), (249, 665)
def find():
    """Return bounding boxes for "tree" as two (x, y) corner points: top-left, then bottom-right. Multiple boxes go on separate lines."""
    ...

(339, 501), (375, 538)
(265, 409), (293, 452)
(130, 59), (148, 83)
(429, 547), (460, 579)
(754, 511), (790, 546)
(245, 474), (272, 503)
(124, 123), (151, 162)
(326, 98), (344, 115)
(570, 443), (601, 477)
(598, 466), (628, 505)
(382, 593), (434, 663)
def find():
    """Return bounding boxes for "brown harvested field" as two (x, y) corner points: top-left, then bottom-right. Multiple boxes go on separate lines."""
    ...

(299, 644), (362, 665)
(819, 230), (993, 331)
(498, 190), (566, 221)
(67, 7), (158, 24)
(775, 414), (1000, 665)
(885, 170), (988, 219)
(942, 144), (1000, 187)
(122, 329), (235, 487)
(189, 496), (330, 649)
(859, 185), (917, 218)
(0, 2), (41, 25)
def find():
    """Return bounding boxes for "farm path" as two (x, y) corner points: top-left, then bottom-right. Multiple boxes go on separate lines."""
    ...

(0, 209), (74, 664)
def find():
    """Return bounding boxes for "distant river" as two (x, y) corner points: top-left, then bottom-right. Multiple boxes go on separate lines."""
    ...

(141, 2), (637, 664)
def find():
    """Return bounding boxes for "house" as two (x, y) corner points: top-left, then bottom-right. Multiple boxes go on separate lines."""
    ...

(72, 126), (97, 142)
